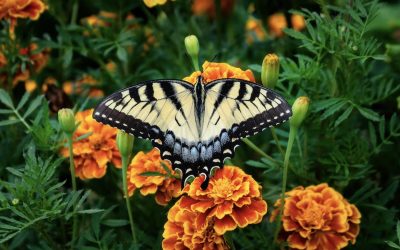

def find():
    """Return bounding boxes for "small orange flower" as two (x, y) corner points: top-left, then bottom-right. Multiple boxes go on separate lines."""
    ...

(180, 166), (268, 235)
(0, 0), (46, 20)
(291, 14), (306, 31)
(192, 0), (234, 18)
(60, 109), (121, 180)
(271, 183), (361, 250)
(268, 12), (288, 37)
(143, 0), (168, 8)
(62, 75), (104, 98)
(184, 61), (255, 84)
(246, 16), (267, 44)
(162, 198), (229, 250)
(127, 148), (181, 206)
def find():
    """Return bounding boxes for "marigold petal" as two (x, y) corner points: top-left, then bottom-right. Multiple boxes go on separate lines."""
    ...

(214, 216), (237, 235)
(287, 232), (307, 249)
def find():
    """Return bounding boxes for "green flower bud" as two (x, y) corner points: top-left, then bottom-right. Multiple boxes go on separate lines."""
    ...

(117, 131), (134, 157)
(261, 53), (280, 89)
(184, 35), (200, 71)
(58, 108), (76, 134)
(12, 198), (19, 205)
(290, 96), (310, 129)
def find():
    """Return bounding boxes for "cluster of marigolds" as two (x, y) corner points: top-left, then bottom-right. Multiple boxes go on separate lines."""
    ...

(2, 0), (360, 249)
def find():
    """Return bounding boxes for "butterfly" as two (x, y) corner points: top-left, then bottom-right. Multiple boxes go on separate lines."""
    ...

(93, 76), (292, 189)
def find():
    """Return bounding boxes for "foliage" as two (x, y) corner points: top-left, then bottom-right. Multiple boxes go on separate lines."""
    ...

(0, 0), (399, 249)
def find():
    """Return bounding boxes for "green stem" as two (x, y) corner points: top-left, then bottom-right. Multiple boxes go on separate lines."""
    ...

(242, 138), (277, 164)
(13, 109), (32, 132)
(121, 154), (137, 245)
(273, 126), (297, 244)
(70, 0), (79, 25)
(270, 128), (285, 159)
(191, 56), (200, 72)
(66, 135), (78, 249)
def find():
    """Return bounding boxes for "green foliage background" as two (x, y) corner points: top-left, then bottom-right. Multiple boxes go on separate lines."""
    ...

(0, 0), (399, 249)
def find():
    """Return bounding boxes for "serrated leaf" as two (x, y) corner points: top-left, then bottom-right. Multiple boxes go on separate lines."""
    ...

(101, 219), (129, 227)
(16, 92), (30, 110)
(6, 167), (22, 177)
(320, 101), (347, 120)
(313, 98), (343, 112)
(284, 28), (309, 41)
(334, 106), (353, 127)
(0, 89), (13, 108)
(385, 241), (400, 249)
(0, 119), (20, 127)
(23, 95), (43, 118)
(117, 46), (128, 62)
(357, 107), (380, 121)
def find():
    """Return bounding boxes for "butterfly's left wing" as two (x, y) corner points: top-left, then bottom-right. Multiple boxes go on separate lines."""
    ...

(197, 79), (292, 181)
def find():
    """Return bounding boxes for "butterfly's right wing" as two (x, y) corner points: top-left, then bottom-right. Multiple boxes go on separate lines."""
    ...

(93, 80), (199, 183)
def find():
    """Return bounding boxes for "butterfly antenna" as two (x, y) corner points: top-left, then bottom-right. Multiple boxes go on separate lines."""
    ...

(202, 53), (221, 74)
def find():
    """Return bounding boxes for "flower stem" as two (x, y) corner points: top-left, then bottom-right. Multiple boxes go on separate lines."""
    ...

(66, 135), (78, 249)
(270, 128), (285, 159)
(242, 138), (277, 164)
(273, 126), (297, 244)
(121, 154), (138, 245)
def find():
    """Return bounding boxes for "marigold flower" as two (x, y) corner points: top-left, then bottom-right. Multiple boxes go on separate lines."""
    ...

(184, 61), (255, 84)
(246, 16), (267, 44)
(270, 183), (361, 250)
(0, 0), (46, 20)
(62, 75), (103, 98)
(192, 0), (234, 18)
(180, 166), (268, 235)
(291, 14), (306, 31)
(143, 0), (168, 8)
(127, 148), (181, 206)
(60, 109), (121, 180)
(268, 12), (288, 37)
(162, 198), (229, 250)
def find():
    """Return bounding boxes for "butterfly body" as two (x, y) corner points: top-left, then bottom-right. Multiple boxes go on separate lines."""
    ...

(93, 76), (291, 189)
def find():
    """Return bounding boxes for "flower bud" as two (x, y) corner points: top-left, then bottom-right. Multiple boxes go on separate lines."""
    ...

(261, 53), (280, 89)
(184, 35), (199, 57)
(290, 96), (310, 129)
(184, 35), (200, 71)
(117, 131), (134, 157)
(58, 108), (76, 134)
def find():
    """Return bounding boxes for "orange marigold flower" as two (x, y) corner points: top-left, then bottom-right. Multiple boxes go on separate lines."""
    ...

(246, 16), (267, 44)
(162, 198), (229, 250)
(60, 109), (121, 180)
(291, 14), (306, 31)
(192, 0), (234, 18)
(62, 75), (104, 98)
(0, 0), (46, 20)
(270, 183), (361, 250)
(181, 166), (268, 235)
(127, 148), (181, 206)
(183, 61), (255, 84)
(143, 0), (168, 8)
(268, 12), (288, 37)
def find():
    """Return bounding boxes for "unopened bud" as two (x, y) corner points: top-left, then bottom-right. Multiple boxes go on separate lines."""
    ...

(58, 108), (76, 134)
(184, 35), (200, 71)
(116, 131), (134, 157)
(261, 54), (279, 89)
(290, 96), (310, 129)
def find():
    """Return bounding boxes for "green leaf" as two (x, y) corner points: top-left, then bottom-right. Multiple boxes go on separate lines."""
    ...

(16, 92), (30, 110)
(101, 219), (129, 227)
(140, 171), (167, 177)
(6, 167), (22, 177)
(284, 28), (309, 41)
(334, 106), (353, 127)
(320, 101), (347, 120)
(77, 209), (104, 214)
(248, 64), (261, 73)
(313, 98), (343, 112)
(0, 109), (13, 114)
(117, 46), (128, 62)
(160, 162), (172, 176)
(397, 220), (400, 242)
(23, 95), (43, 118)
(357, 107), (380, 121)
(63, 47), (73, 68)
(75, 132), (93, 142)
(385, 241), (400, 249)
(0, 119), (20, 127)
(0, 89), (13, 108)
